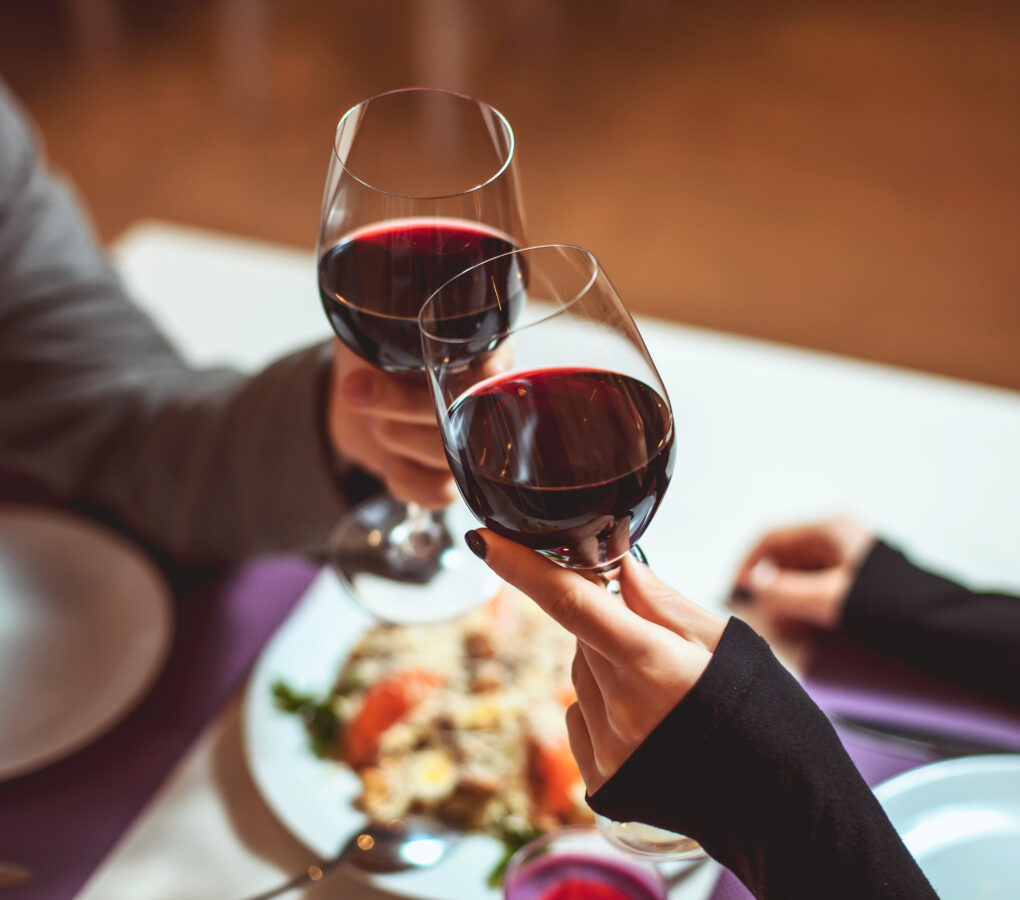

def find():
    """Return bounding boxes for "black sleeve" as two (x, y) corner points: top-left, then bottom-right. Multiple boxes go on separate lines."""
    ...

(842, 541), (1020, 706)
(588, 618), (937, 900)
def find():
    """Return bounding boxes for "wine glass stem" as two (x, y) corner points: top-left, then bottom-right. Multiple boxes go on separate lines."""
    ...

(597, 545), (648, 594)
(391, 502), (445, 561)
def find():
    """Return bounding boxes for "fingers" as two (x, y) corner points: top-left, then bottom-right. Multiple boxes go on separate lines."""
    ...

(468, 529), (653, 663)
(375, 420), (450, 470)
(569, 645), (628, 791)
(571, 642), (607, 732)
(381, 456), (458, 509)
(733, 523), (845, 593)
(565, 703), (600, 790)
(748, 566), (850, 629)
(340, 362), (439, 425)
(620, 556), (726, 652)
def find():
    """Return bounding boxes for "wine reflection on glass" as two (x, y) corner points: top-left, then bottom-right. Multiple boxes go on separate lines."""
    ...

(316, 87), (526, 622)
(419, 244), (704, 859)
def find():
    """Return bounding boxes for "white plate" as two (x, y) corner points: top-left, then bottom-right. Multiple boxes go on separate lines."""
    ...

(876, 754), (1020, 898)
(242, 569), (506, 900)
(0, 505), (173, 781)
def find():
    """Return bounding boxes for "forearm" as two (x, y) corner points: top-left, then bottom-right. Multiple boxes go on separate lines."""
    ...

(843, 541), (1020, 705)
(0, 81), (375, 560)
(589, 619), (936, 899)
(1, 310), (362, 560)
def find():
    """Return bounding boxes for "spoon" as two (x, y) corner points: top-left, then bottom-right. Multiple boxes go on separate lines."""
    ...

(241, 817), (459, 899)
(0, 861), (33, 889)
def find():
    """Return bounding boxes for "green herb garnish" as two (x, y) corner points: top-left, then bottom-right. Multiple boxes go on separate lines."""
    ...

(271, 679), (340, 758)
(487, 825), (544, 888)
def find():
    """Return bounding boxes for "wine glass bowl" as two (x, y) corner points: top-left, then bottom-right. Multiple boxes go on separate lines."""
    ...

(318, 88), (524, 375)
(316, 88), (526, 623)
(420, 244), (675, 577)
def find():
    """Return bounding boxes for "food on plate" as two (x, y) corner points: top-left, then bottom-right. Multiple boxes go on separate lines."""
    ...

(273, 587), (593, 846)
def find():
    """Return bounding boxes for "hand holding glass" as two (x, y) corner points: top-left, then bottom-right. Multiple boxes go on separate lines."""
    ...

(316, 88), (525, 621)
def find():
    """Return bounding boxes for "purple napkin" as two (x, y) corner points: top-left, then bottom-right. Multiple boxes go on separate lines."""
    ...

(0, 555), (318, 900)
(707, 633), (1020, 900)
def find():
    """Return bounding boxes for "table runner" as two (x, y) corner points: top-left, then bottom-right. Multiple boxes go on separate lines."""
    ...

(0, 556), (318, 900)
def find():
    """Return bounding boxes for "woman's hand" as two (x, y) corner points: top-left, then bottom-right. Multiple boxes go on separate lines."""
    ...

(467, 528), (726, 793)
(732, 517), (876, 629)
(326, 343), (457, 509)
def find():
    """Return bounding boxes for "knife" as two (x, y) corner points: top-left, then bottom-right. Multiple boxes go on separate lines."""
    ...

(830, 713), (1016, 758)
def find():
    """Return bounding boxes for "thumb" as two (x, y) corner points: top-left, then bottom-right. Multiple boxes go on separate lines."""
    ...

(339, 362), (437, 424)
(747, 562), (849, 629)
(619, 556), (726, 652)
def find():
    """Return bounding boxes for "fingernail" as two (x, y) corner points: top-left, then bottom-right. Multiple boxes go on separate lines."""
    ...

(343, 370), (376, 405)
(464, 530), (487, 560)
(749, 558), (779, 590)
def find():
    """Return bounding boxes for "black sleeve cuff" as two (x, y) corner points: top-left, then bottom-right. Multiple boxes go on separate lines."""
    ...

(587, 617), (937, 899)
(843, 539), (954, 630)
(841, 539), (1020, 705)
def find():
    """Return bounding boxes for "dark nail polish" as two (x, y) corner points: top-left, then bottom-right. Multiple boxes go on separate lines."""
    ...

(730, 585), (753, 605)
(464, 530), (487, 560)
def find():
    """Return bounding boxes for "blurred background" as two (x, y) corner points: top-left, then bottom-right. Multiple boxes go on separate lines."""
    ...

(1, 0), (1017, 390)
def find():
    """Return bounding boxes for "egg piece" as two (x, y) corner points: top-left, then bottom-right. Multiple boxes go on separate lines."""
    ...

(407, 749), (457, 802)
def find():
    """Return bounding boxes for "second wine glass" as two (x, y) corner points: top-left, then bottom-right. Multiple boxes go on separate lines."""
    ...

(317, 87), (526, 622)
(420, 244), (703, 859)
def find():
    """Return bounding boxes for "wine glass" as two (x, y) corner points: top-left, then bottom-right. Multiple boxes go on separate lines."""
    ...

(317, 88), (526, 622)
(419, 244), (703, 860)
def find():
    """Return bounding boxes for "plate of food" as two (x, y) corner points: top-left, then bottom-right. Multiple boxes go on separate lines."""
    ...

(242, 569), (592, 898)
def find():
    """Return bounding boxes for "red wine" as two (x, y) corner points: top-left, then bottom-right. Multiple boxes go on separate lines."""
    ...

(504, 852), (665, 900)
(444, 367), (674, 569)
(319, 217), (519, 372)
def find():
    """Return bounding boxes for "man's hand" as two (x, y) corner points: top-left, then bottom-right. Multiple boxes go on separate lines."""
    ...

(326, 343), (457, 509)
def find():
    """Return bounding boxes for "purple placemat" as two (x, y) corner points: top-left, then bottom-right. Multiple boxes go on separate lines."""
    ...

(0, 555), (318, 900)
(706, 633), (1020, 900)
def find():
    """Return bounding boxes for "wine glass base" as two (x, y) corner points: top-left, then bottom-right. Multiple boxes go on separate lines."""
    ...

(328, 494), (500, 623)
(595, 814), (705, 861)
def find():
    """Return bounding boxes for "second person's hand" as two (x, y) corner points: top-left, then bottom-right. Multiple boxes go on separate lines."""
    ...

(732, 517), (876, 629)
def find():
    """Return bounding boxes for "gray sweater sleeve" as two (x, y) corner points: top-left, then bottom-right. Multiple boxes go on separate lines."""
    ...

(0, 80), (369, 561)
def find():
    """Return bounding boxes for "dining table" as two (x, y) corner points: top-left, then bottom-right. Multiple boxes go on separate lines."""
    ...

(1, 221), (1019, 900)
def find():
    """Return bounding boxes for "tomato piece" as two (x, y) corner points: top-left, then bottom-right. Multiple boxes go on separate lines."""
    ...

(345, 668), (441, 766)
(531, 736), (582, 816)
(556, 683), (578, 708)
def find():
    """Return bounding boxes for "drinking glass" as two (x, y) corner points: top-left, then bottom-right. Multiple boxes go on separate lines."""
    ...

(503, 826), (667, 900)
(317, 87), (526, 622)
(420, 244), (703, 859)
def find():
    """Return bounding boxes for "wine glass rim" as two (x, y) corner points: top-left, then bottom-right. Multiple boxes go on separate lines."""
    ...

(418, 243), (601, 343)
(332, 87), (516, 200)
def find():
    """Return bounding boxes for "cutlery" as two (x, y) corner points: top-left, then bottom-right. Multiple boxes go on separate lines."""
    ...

(0, 862), (32, 889)
(240, 816), (458, 900)
(831, 714), (1014, 758)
